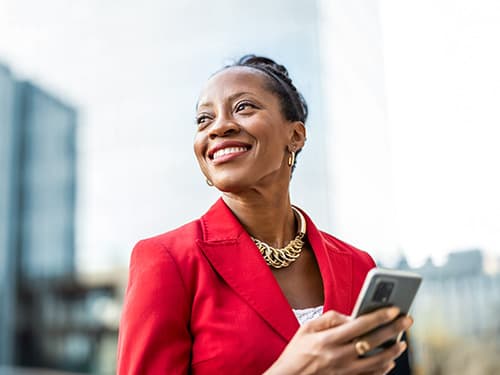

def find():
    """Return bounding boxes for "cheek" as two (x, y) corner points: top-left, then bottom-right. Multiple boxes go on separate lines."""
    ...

(193, 136), (210, 176)
(254, 126), (288, 157)
(193, 134), (205, 160)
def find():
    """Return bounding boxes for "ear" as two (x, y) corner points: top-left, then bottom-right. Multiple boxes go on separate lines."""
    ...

(288, 121), (306, 152)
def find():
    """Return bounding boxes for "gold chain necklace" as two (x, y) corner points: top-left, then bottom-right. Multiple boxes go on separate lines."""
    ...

(251, 206), (307, 269)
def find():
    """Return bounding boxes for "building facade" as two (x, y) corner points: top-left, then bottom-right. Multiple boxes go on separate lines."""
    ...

(0, 64), (77, 366)
(0, 64), (19, 367)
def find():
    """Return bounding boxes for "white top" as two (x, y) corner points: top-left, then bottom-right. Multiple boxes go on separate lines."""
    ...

(292, 305), (324, 325)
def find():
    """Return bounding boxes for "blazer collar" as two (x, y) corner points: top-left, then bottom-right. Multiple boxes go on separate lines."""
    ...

(196, 198), (352, 341)
(304, 209), (353, 315)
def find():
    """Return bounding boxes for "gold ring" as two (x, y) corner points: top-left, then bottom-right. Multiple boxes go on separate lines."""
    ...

(354, 339), (371, 356)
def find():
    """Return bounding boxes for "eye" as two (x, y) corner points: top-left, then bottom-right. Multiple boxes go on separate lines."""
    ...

(235, 101), (256, 112)
(196, 113), (212, 128)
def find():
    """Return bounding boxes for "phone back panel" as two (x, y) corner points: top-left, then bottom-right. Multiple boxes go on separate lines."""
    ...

(353, 269), (422, 317)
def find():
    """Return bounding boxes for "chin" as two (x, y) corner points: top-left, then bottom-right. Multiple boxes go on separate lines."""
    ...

(213, 181), (246, 194)
(212, 175), (250, 194)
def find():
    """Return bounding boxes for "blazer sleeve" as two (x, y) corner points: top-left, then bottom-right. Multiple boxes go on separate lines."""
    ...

(117, 239), (192, 374)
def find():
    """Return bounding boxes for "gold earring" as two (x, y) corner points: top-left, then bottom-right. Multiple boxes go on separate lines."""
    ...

(206, 179), (214, 186)
(288, 151), (295, 167)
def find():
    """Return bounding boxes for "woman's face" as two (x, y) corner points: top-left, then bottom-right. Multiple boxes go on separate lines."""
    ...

(194, 67), (304, 193)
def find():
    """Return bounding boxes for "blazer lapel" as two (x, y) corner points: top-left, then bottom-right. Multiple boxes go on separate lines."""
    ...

(196, 199), (299, 342)
(301, 209), (354, 315)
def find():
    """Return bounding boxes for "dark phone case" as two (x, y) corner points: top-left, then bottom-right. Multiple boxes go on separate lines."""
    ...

(355, 272), (422, 315)
(352, 269), (422, 357)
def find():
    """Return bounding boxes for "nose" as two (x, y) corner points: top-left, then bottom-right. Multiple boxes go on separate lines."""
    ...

(209, 116), (240, 139)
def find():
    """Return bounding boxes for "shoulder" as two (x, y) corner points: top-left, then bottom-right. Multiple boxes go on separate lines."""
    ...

(319, 230), (376, 269)
(131, 198), (238, 261)
(132, 219), (202, 258)
(128, 218), (205, 279)
(126, 219), (207, 304)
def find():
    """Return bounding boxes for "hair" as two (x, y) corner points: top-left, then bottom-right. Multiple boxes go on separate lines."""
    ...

(224, 55), (308, 170)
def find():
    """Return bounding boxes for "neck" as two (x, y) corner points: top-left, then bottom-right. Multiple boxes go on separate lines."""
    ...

(222, 190), (297, 249)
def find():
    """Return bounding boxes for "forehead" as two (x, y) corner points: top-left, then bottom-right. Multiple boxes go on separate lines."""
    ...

(197, 66), (273, 108)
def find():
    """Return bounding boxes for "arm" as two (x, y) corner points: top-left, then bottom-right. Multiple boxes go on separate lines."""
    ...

(117, 239), (192, 374)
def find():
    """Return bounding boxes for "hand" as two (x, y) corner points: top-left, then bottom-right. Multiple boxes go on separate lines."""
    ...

(264, 307), (413, 375)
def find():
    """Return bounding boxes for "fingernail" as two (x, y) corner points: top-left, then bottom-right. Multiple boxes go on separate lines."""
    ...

(400, 316), (411, 328)
(399, 341), (407, 352)
(387, 306), (400, 319)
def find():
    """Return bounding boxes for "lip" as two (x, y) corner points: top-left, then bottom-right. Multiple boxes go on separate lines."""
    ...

(207, 141), (252, 163)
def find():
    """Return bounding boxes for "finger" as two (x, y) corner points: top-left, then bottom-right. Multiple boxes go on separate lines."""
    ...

(317, 332), (403, 373)
(382, 361), (396, 374)
(351, 341), (407, 374)
(355, 315), (413, 356)
(302, 309), (349, 333)
(321, 306), (401, 345)
(360, 360), (396, 375)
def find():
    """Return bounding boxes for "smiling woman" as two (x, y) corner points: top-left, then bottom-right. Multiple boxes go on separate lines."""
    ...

(194, 63), (305, 193)
(116, 55), (413, 374)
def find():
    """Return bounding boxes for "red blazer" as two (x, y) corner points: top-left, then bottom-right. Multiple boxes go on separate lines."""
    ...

(117, 199), (375, 374)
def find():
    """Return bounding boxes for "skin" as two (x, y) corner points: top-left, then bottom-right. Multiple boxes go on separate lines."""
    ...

(194, 66), (413, 374)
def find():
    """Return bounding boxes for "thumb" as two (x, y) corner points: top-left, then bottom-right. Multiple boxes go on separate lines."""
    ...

(303, 309), (348, 333)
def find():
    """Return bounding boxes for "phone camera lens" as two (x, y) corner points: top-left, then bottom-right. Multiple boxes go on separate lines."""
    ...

(373, 281), (394, 303)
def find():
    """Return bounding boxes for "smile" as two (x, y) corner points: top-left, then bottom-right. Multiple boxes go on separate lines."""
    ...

(212, 146), (248, 160)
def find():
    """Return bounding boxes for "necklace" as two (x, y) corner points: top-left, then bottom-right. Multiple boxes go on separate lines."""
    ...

(251, 206), (307, 269)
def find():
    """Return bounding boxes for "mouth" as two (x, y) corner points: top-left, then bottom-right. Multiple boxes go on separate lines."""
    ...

(212, 146), (249, 160)
(208, 142), (251, 161)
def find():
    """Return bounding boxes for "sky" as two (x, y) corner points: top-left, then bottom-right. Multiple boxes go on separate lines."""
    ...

(1, 0), (499, 271)
(380, 0), (500, 265)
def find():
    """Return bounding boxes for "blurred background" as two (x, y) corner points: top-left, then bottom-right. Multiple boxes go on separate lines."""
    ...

(1, 0), (499, 373)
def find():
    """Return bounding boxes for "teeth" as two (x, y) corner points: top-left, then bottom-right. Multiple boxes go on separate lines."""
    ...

(213, 146), (247, 160)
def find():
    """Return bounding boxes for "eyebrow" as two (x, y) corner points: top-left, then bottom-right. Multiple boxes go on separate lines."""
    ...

(196, 91), (256, 111)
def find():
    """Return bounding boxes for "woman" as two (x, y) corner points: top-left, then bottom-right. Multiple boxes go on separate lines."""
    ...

(117, 55), (413, 374)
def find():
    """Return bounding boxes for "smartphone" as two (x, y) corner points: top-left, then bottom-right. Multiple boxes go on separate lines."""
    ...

(351, 268), (422, 356)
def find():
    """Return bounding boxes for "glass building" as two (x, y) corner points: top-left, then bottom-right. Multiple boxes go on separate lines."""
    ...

(0, 63), (77, 367)
(0, 64), (19, 367)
